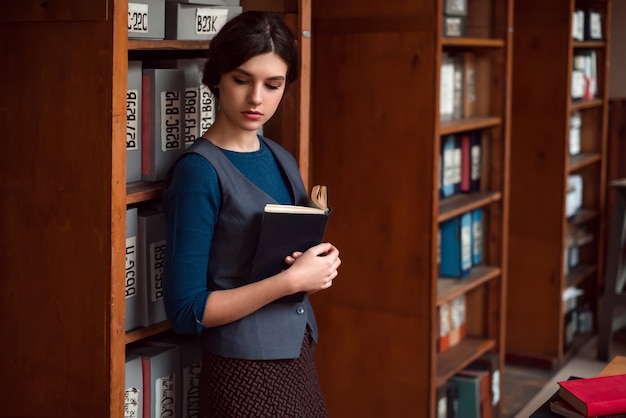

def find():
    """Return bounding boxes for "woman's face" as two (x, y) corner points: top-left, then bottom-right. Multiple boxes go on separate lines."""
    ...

(216, 52), (288, 133)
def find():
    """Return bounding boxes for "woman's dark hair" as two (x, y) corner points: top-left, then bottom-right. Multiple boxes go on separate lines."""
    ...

(203, 11), (299, 99)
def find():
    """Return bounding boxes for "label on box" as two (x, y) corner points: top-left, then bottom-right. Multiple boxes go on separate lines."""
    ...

(195, 8), (229, 36)
(128, 3), (149, 34)
(150, 240), (166, 302)
(127, 89), (140, 151)
(160, 91), (183, 152)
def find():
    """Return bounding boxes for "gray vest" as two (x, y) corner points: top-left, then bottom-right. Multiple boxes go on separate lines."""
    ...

(184, 137), (318, 360)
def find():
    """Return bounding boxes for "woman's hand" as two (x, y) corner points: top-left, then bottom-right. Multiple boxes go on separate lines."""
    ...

(282, 242), (341, 295)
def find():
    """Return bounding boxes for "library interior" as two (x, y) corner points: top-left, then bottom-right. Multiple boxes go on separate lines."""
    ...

(1, 1), (626, 417)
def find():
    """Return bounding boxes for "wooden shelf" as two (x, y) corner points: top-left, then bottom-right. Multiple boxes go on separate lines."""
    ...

(441, 37), (505, 48)
(128, 39), (210, 50)
(568, 152), (602, 172)
(436, 337), (496, 386)
(438, 191), (502, 222)
(440, 116), (502, 135)
(125, 321), (172, 344)
(437, 266), (501, 305)
(507, 0), (610, 368)
(126, 181), (163, 204)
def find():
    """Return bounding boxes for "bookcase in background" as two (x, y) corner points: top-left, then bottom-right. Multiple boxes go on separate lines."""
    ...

(310, 0), (512, 416)
(506, 0), (611, 368)
(0, 0), (310, 416)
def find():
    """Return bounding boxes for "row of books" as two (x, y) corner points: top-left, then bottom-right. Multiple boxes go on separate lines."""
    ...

(440, 132), (482, 199)
(572, 8), (604, 42)
(436, 353), (501, 418)
(127, 58), (217, 183)
(126, 205), (168, 332)
(438, 208), (483, 278)
(571, 50), (598, 102)
(126, 332), (203, 417)
(440, 51), (476, 122)
(128, 0), (242, 41)
(437, 294), (466, 353)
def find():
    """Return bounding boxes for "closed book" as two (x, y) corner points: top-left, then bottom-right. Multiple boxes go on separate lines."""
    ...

(437, 382), (449, 418)
(125, 354), (143, 418)
(471, 208), (483, 266)
(452, 54), (464, 120)
(447, 378), (459, 418)
(141, 68), (185, 182)
(460, 132), (481, 193)
(440, 134), (456, 198)
(250, 185), (331, 303)
(138, 208), (167, 327)
(549, 397), (626, 418)
(448, 294), (466, 348)
(440, 53), (455, 122)
(466, 353), (501, 417)
(557, 374), (626, 417)
(457, 368), (492, 418)
(452, 135), (462, 194)
(462, 52), (476, 118)
(450, 373), (481, 418)
(439, 212), (472, 278)
(127, 61), (142, 183)
(437, 302), (451, 352)
(125, 207), (141, 331)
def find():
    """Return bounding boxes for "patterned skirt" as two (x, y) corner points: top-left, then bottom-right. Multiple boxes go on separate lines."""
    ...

(200, 328), (328, 417)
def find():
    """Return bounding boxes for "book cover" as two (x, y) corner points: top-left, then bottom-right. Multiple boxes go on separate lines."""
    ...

(125, 354), (143, 418)
(450, 373), (481, 418)
(452, 135), (462, 194)
(557, 374), (626, 417)
(138, 208), (168, 327)
(466, 352), (501, 416)
(141, 68), (185, 182)
(126, 207), (140, 332)
(448, 294), (466, 348)
(460, 132), (481, 193)
(457, 368), (492, 418)
(437, 302), (451, 353)
(127, 61), (142, 183)
(439, 212), (472, 278)
(250, 203), (331, 303)
(440, 134), (456, 198)
(471, 208), (483, 266)
(440, 53), (455, 122)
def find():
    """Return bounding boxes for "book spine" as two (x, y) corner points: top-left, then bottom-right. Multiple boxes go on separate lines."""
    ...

(126, 207), (140, 331)
(127, 61), (142, 183)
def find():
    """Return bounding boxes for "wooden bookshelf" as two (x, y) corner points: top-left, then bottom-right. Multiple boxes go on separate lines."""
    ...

(310, 0), (512, 416)
(506, 0), (611, 367)
(0, 1), (311, 416)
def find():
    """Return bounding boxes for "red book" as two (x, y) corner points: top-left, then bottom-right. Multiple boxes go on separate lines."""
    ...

(557, 373), (626, 417)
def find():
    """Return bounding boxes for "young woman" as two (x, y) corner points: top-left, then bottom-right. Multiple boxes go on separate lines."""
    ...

(163, 10), (341, 417)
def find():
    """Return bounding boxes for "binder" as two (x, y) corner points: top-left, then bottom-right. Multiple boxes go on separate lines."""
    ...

(127, 61), (142, 183)
(471, 208), (483, 266)
(125, 207), (141, 331)
(440, 134), (456, 198)
(440, 212), (472, 278)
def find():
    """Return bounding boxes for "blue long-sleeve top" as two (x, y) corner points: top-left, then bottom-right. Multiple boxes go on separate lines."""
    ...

(163, 139), (293, 334)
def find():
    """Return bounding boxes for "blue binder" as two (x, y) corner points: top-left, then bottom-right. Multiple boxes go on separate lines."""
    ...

(439, 212), (472, 278)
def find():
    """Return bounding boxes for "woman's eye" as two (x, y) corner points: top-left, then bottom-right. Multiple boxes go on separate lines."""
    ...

(265, 84), (280, 90)
(233, 78), (248, 85)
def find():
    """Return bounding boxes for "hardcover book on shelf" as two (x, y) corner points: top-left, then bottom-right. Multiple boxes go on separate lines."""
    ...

(250, 185), (331, 303)
(450, 372), (481, 418)
(448, 294), (466, 348)
(584, 9), (603, 41)
(126, 207), (140, 332)
(138, 207), (168, 327)
(437, 301), (451, 353)
(439, 212), (472, 278)
(440, 53), (456, 122)
(462, 52), (476, 118)
(437, 382), (449, 418)
(466, 353), (501, 416)
(557, 374), (626, 417)
(441, 134), (456, 198)
(460, 132), (481, 193)
(141, 68), (185, 182)
(457, 368), (492, 418)
(471, 208), (483, 266)
(127, 61), (142, 183)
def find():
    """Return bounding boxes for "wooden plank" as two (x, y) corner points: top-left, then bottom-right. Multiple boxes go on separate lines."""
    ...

(0, 0), (107, 22)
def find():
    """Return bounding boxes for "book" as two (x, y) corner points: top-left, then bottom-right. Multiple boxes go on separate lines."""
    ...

(471, 208), (483, 266)
(127, 61), (142, 183)
(138, 208), (168, 327)
(249, 185), (331, 303)
(439, 212), (472, 278)
(125, 207), (141, 331)
(141, 68), (185, 182)
(457, 368), (492, 418)
(125, 354), (143, 418)
(440, 134), (456, 198)
(557, 374), (626, 417)
(530, 377), (582, 418)
(450, 373), (481, 418)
